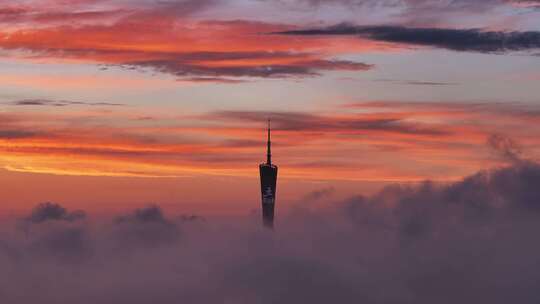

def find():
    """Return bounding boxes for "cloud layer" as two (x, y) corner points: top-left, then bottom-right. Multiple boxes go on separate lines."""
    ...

(2, 0), (538, 83)
(0, 12), (375, 81)
(1, 101), (539, 180)
(1, 162), (540, 303)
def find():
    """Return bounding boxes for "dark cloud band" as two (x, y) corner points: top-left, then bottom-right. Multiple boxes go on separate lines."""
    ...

(8, 99), (124, 107)
(277, 24), (540, 53)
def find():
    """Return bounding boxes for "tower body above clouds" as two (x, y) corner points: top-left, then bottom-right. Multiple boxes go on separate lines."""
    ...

(259, 120), (278, 228)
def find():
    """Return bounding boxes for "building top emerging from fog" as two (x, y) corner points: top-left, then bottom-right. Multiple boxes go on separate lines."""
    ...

(259, 119), (278, 228)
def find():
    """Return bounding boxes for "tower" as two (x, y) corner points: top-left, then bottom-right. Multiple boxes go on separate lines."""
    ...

(259, 119), (278, 228)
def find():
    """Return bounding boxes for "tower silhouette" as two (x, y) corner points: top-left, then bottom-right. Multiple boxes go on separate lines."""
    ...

(259, 119), (278, 228)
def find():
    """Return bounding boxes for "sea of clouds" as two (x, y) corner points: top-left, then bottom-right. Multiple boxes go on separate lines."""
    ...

(1, 161), (539, 304)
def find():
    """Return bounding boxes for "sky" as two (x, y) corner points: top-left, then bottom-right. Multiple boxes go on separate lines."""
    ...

(2, 1), (540, 303)
(0, 0), (540, 215)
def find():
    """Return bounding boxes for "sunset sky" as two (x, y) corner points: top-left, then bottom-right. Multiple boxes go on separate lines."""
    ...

(1, 0), (540, 215)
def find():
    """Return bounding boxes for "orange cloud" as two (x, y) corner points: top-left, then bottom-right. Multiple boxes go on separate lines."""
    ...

(0, 101), (538, 181)
(0, 13), (380, 81)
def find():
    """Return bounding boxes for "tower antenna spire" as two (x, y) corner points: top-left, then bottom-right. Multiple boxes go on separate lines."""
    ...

(267, 118), (272, 165)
